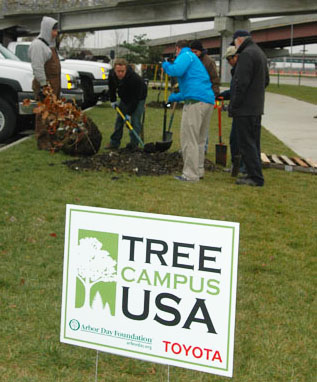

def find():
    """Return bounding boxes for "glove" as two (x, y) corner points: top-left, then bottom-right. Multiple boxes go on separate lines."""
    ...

(163, 102), (171, 109)
(38, 90), (45, 102)
(38, 85), (49, 101)
(111, 101), (119, 109)
(125, 115), (131, 122)
(168, 93), (178, 103)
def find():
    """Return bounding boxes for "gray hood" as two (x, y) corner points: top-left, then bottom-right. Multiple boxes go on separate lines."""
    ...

(38, 16), (58, 47)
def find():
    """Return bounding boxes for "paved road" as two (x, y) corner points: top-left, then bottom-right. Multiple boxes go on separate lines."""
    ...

(262, 92), (317, 161)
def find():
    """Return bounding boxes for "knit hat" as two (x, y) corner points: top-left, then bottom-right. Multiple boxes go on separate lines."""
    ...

(190, 39), (204, 51)
(231, 29), (250, 44)
(223, 45), (237, 59)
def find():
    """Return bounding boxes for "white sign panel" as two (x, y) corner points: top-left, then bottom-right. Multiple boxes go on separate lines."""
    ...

(61, 205), (239, 377)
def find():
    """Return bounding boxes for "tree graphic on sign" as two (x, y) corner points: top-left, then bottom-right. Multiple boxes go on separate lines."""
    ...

(76, 237), (117, 313)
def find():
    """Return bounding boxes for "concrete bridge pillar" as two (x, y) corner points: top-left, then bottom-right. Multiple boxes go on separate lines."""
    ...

(214, 16), (250, 83)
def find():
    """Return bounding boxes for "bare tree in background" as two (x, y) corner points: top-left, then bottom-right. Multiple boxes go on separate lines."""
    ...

(113, 29), (124, 57)
(59, 31), (94, 56)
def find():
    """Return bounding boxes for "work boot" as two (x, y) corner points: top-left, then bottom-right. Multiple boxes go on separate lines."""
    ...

(231, 155), (241, 177)
(125, 142), (138, 151)
(236, 177), (263, 187)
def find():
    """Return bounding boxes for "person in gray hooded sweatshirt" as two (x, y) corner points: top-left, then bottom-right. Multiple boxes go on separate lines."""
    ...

(28, 16), (61, 149)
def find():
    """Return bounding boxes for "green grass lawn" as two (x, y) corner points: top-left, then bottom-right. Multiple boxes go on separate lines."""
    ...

(0, 87), (316, 381)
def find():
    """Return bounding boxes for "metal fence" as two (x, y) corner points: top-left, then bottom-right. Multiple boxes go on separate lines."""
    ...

(269, 71), (317, 87)
(2, 0), (108, 14)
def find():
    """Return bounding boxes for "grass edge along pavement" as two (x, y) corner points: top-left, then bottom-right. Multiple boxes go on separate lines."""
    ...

(0, 87), (316, 382)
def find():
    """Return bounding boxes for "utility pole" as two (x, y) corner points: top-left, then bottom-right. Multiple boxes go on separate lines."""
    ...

(290, 24), (293, 70)
(300, 44), (307, 72)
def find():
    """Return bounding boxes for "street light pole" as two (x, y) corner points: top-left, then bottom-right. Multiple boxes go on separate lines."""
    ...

(301, 44), (307, 73)
(290, 24), (293, 70)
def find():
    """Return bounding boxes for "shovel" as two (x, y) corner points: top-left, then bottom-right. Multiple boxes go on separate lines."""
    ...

(115, 106), (172, 153)
(163, 102), (176, 142)
(162, 75), (172, 141)
(215, 99), (227, 166)
(140, 104), (146, 141)
(156, 68), (164, 103)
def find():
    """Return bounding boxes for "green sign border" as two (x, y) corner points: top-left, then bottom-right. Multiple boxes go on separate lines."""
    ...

(62, 207), (238, 373)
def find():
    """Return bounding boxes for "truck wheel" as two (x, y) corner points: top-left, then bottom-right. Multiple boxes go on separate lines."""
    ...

(81, 77), (95, 109)
(0, 98), (17, 142)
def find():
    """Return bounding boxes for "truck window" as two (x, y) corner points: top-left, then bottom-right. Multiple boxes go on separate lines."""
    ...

(16, 45), (31, 62)
(0, 44), (20, 61)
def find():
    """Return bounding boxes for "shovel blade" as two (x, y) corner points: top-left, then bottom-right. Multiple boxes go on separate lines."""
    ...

(143, 142), (157, 153)
(155, 140), (172, 152)
(143, 140), (172, 153)
(163, 131), (173, 142)
(215, 144), (227, 166)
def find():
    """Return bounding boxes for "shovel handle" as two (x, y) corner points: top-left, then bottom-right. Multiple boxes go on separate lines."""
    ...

(167, 102), (177, 132)
(164, 73), (169, 103)
(217, 101), (222, 144)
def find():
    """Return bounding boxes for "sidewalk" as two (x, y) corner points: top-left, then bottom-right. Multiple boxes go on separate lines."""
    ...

(262, 92), (317, 161)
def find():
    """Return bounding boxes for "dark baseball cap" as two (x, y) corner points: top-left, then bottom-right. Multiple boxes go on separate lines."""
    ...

(231, 29), (250, 44)
(190, 39), (203, 52)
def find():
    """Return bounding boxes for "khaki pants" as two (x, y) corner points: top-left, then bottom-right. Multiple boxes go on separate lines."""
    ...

(180, 102), (213, 181)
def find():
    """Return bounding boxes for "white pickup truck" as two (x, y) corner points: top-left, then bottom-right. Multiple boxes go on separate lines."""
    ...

(0, 43), (83, 142)
(8, 41), (111, 108)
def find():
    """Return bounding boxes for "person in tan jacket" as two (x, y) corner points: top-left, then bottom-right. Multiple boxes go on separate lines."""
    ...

(28, 16), (61, 149)
(190, 39), (220, 97)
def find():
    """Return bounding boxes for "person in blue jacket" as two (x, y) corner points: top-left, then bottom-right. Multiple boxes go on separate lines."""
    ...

(162, 40), (215, 182)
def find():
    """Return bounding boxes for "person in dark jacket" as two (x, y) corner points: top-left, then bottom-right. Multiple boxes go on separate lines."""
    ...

(218, 45), (245, 176)
(106, 58), (147, 149)
(229, 30), (269, 187)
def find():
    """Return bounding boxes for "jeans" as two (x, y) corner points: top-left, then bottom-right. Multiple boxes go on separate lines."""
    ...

(110, 99), (145, 147)
(235, 115), (264, 185)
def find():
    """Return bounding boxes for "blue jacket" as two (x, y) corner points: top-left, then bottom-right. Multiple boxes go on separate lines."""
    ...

(162, 47), (214, 105)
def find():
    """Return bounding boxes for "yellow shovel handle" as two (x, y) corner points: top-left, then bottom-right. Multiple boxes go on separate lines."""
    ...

(164, 73), (169, 103)
(116, 106), (133, 131)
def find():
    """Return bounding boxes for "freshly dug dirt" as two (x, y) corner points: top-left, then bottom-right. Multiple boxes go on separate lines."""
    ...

(63, 148), (216, 176)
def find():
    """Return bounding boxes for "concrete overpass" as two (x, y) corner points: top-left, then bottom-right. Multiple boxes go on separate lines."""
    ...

(1, 0), (317, 33)
(1, 0), (317, 80)
(147, 14), (317, 80)
(148, 15), (317, 53)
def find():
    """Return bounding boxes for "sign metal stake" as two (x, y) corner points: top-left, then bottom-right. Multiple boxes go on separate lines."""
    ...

(95, 350), (99, 382)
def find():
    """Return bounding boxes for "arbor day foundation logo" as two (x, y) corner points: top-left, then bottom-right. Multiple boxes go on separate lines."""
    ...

(74, 230), (118, 316)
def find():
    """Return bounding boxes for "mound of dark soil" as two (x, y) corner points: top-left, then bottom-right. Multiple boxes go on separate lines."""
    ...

(63, 148), (216, 176)
(62, 117), (102, 156)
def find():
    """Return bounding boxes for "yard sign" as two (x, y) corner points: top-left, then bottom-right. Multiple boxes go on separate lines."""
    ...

(60, 204), (239, 378)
